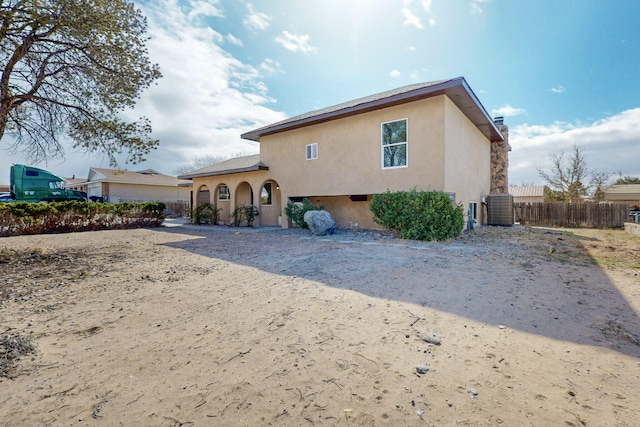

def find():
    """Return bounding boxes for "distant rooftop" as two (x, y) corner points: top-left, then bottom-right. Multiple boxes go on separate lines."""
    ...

(87, 168), (190, 186)
(509, 185), (545, 198)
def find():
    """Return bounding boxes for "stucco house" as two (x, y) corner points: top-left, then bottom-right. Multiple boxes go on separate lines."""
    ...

(85, 167), (191, 214)
(180, 77), (509, 229)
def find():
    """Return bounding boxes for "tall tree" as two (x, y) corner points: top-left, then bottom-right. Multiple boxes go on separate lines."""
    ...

(537, 144), (609, 202)
(0, 0), (161, 166)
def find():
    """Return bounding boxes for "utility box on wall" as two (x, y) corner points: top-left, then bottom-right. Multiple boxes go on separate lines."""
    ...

(486, 194), (514, 226)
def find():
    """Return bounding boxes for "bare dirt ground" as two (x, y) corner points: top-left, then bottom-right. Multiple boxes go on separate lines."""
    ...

(1, 223), (639, 426)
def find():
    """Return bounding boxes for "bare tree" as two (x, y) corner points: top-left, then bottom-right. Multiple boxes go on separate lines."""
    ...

(173, 152), (255, 176)
(173, 155), (229, 176)
(537, 144), (609, 202)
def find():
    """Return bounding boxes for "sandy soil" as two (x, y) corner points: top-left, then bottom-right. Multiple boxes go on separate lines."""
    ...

(1, 223), (639, 426)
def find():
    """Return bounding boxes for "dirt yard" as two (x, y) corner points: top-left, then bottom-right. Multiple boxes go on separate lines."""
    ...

(1, 223), (639, 426)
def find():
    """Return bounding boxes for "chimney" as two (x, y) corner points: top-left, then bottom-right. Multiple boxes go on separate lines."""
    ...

(490, 117), (511, 194)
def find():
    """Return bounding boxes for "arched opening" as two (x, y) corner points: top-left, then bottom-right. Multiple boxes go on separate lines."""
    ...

(215, 183), (231, 224)
(259, 179), (282, 226)
(232, 182), (255, 226)
(196, 185), (210, 206)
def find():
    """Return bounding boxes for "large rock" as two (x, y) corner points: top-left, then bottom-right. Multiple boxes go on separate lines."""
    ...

(304, 210), (336, 236)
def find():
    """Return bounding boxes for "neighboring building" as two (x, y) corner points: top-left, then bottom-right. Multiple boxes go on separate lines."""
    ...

(64, 176), (88, 193)
(180, 77), (509, 229)
(603, 184), (640, 209)
(85, 168), (191, 213)
(509, 185), (545, 204)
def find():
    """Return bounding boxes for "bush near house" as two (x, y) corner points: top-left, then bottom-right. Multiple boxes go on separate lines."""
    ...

(284, 198), (323, 228)
(370, 190), (464, 241)
(190, 203), (221, 225)
(231, 205), (259, 227)
(0, 201), (165, 237)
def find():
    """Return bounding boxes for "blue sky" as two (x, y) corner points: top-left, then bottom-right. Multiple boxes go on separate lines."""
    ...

(2, 0), (639, 185)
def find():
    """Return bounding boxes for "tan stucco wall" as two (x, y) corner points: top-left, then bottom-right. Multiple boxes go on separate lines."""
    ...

(260, 96), (449, 201)
(305, 195), (378, 229)
(106, 183), (190, 203)
(190, 171), (282, 226)
(443, 97), (491, 224)
(259, 96), (459, 226)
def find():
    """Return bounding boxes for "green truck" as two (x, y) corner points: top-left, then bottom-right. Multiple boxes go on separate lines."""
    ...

(1, 164), (87, 202)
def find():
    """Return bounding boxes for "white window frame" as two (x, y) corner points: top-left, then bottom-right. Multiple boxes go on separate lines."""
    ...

(218, 185), (230, 201)
(306, 143), (318, 160)
(381, 118), (408, 169)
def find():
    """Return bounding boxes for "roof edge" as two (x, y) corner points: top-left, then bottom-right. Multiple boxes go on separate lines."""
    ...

(178, 163), (269, 180)
(241, 77), (503, 142)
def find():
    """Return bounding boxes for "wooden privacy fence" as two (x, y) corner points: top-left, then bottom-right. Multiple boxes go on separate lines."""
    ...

(514, 202), (629, 228)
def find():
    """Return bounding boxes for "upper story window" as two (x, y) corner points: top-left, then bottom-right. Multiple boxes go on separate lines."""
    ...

(306, 143), (318, 160)
(381, 118), (408, 168)
(218, 185), (230, 200)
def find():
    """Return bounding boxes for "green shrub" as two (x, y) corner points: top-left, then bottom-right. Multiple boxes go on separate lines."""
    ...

(192, 203), (221, 225)
(370, 190), (464, 241)
(283, 198), (323, 228)
(231, 204), (259, 227)
(0, 201), (165, 236)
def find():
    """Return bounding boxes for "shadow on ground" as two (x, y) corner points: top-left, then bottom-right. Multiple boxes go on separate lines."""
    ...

(159, 223), (640, 358)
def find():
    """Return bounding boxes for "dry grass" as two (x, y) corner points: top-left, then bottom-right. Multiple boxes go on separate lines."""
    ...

(567, 228), (640, 271)
(0, 334), (37, 378)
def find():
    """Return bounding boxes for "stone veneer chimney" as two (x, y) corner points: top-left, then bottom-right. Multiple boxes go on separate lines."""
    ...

(490, 116), (511, 194)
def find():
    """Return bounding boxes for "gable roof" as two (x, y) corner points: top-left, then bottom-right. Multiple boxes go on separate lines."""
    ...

(509, 185), (545, 198)
(241, 77), (504, 142)
(178, 154), (268, 180)
(87, 168), (190, 187)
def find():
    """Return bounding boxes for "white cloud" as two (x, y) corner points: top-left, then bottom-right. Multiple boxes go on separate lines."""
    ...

(492, 104), (527, 117)
(390, 69), (401, 78)
(275, 31), (318, 54)
(470, 0), (491, 15)
(114, 0), (285, 173)
(402, 8), (424, 29)
(260, 58), (283, 76)
(187, 0), (224, 20)
(243, 3), (270, 32)
(422, 0), (433, 13)
(508, 109), (640, 185)
(551, 85), (566, 93)
(225, 33), (243, 46)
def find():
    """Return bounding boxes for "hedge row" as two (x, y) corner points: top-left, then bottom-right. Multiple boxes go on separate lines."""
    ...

(370, 190), (464, 241)
(0, 201), (165, 237)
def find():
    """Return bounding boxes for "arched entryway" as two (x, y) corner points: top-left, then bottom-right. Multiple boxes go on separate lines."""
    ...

(259, 180), (282, 226)
(196, 185), (210, 206)
(215, 183), (231, 224)
(232, 182), (255, 226)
